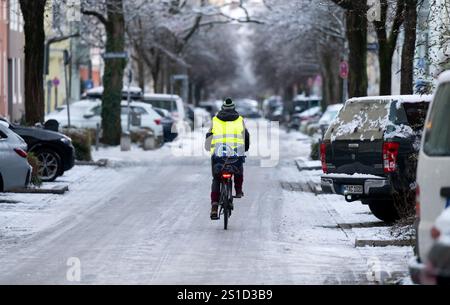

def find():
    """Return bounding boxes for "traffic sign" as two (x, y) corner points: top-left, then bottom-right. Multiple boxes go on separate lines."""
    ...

(340, 61), (349, 79)
(53, 77), (60, 87)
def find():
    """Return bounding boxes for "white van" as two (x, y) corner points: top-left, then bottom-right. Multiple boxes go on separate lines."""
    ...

(142, 94), (186, 122)
(410, 71), (450, 283)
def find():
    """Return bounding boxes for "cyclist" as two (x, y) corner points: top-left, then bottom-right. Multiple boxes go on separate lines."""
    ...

(205, 98), (250, 220)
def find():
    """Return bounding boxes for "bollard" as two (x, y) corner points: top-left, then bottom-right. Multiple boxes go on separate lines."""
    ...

(121, 132), (131, 151)
(142, 131), (156, 151)
(95, 123), (101, 151)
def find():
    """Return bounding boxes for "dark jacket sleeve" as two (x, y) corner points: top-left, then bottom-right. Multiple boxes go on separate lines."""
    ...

(243, 120), (250, 152)
(205, 127), (213, 152)
(245, 129), (250, 152)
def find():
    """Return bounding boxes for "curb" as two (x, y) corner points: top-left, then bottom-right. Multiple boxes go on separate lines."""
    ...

(355, 239), (415, 248)
(8, 185), (69, 195)
(295, 159), (322, 172)
(75, 159), (108, 167)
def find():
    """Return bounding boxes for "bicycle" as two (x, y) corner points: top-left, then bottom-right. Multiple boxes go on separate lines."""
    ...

(214, 157), (243, 230)
(219, 171), (234, 230)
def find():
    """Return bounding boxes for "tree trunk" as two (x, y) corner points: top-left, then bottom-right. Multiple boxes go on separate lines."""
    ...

(378, 45), (393, 95)
(346, 8), (368, 98)
(102, 0), (125, 145)
(137, 56), (145, 94)
(19, 0), (47, 125)
(401, 0), (417, 94)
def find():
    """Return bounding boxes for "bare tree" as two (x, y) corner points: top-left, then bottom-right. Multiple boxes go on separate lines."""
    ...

(373, 0), (405, 95)
(330, 0), (369, 98)
(19, 0), (48, 125)
(82, 0), (125, 145)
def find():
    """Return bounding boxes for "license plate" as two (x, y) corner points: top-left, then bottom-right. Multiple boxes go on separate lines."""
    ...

(343, 185), (363, 195)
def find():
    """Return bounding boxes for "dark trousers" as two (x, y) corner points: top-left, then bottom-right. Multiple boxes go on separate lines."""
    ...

(211, 158), (244, 203)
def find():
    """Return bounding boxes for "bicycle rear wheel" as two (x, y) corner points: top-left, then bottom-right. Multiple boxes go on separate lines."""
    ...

(223, 203), (229, 230)
(223, 180), (233, 230)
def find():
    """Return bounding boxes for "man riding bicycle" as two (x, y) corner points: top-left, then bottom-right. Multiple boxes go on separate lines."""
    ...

(205, 98), (250, 220)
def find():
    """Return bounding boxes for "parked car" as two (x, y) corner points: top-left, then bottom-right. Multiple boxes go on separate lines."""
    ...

(263, 96), (283, 120)
(1, 117), (75, 182)
(291, 106), (323, 131)
(153, 107), (178, 142)
(318, 104), (344, 135)
(185, 105), (211, 130)
(0, 121), (32, 191)
(321, 95), (432, 222)
(142, 94), (186, 122)
(416, 208), (450, 284)
(236, 99), (262, 119)
(46, 100), (164, 139)
(306, 104), (343, 138)
(291, 94), (321, 115)
(198, 101), (221, 118)
(409, 71), (450, 284)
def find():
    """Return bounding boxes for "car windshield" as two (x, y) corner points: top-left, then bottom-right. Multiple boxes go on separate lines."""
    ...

(424, 83), (450, 156)
(401, 102), (429, 132)
(145, 99), (177, 112)
(328, 100), (390, 141)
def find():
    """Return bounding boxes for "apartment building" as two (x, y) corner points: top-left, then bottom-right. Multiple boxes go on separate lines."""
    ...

(0, 0), (8, 118)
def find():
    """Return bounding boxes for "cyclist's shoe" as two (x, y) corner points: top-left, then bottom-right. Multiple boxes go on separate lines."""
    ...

(210, 203), (219, 220)
(235, 191), (244, 199)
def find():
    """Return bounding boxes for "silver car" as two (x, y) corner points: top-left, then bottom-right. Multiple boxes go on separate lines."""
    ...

(0, 121), (32, 192)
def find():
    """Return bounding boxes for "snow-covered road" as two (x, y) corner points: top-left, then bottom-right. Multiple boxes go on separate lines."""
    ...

(0, 128), (413, 284)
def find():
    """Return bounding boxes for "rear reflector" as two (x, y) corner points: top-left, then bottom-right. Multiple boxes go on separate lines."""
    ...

(222, 173), (232, 179)
(383, 142), (400, 173)
(320, 142), (328, 174)
(14, 148), (28, 158)
(154, 119), (161, 125)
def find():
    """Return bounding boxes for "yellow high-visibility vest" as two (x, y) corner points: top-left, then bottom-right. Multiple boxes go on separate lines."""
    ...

(210, 116), (245, 157)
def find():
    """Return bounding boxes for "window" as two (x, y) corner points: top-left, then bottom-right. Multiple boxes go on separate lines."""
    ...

(9, 0), (23, 32)
(0, 130), (6, 139)
(132, 107), (148, 115)
(424, 83), (450, 156)
(401, 102), (429, 132)
(17, 58), (22, 104)
(145, 99), (176, 112)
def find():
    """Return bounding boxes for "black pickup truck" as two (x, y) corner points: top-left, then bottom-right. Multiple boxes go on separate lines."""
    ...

(320, 95), (432, 222)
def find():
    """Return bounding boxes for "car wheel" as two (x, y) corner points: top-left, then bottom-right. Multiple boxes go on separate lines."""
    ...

(367, 199), (400, 223)
(35, 149), (62, 182)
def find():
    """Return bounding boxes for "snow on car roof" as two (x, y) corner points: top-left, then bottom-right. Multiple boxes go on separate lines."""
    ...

(347, 95), (433, 103)
(294, 94), (322, 101)
(86, 86), (142, 94)
(143, 93), (182, 100)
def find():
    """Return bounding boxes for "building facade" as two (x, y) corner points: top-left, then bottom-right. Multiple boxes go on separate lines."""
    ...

(8, 0), (25, 122)
(45, 0), (102, 114)
(0, 0), (8, 118)
(0, 0), (25, 122)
